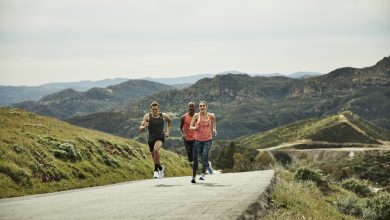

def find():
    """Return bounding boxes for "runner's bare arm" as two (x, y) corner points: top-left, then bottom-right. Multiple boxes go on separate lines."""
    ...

(189, 113), (199, 130)
(163, 113), (172, 137)
(180, 115), (186, 137)
(211, 113), (217, 136)
(180, 115), (185, 132)
(139, 114), (149, 132)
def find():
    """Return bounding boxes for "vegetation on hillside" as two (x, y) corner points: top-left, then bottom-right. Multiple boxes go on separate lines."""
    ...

(314, 151), (390, 188)
(264, 168), (390, 220)
(0, 108), (191, 198)
(234, 111), (388, 150)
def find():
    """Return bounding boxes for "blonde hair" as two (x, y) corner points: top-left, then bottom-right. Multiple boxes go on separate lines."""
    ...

(199, 100), (208, 106)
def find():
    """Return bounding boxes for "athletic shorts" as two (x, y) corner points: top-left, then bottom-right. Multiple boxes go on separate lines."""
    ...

(148, 138), (165, 152)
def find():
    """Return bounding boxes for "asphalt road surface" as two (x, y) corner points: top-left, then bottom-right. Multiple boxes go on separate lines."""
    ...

(0, 170), (275, 220)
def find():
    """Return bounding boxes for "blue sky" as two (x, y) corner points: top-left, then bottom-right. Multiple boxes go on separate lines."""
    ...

(1, 0), (389, 86)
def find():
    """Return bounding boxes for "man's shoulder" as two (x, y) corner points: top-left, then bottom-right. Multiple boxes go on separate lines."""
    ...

(162, 112), (171, 119)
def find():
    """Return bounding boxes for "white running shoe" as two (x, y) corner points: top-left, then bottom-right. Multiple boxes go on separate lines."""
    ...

(207, 161), (214, 174)
(159, 165), (165, 179)
(153, 171), (159, 179)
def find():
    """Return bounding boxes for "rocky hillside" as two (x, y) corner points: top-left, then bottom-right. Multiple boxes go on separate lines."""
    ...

(290, 56), (390, 97)
(0, 107), (190, 198)
(213, 112), (389, 177)
(68, 56), (390, 140)
(13, 80), (174, 119)
(234, 111), (390, 150)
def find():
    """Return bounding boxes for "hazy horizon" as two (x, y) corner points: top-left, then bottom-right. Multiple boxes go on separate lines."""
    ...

(1, 0), (389, 86)
(0, 71), (323, 87)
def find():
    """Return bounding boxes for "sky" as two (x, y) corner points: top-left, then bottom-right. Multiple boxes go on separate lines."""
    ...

(0, 0), (389, 86)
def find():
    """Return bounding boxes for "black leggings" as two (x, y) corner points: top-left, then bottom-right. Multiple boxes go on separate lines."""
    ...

(192, 140), (212, 177)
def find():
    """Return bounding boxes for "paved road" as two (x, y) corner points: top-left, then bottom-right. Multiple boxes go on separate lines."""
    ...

(0, 170), (275, 220)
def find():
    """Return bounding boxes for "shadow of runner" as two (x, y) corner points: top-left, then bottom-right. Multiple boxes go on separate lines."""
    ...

(155, 184), (183, 187)
(202, 183), (231, 187)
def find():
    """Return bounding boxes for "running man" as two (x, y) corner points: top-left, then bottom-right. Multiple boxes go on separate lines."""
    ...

(180, 102), (196, 163)
(189, 101), (217, 183)
(140, 101), (172, 179)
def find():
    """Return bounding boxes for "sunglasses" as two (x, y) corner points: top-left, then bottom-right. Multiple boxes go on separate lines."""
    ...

(199, 105), (206, 107)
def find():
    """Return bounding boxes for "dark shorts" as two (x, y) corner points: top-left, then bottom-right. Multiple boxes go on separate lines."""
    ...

(183, 139), (195, 162)
(148, 138), (165, 152)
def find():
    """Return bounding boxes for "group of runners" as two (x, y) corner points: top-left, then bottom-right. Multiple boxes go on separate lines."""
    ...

(139, 101), (216, 183)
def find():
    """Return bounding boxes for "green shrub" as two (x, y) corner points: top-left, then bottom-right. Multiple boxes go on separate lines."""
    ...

(0, 164), (32, 187)
(216, 142), (236, 169)
(341, 178), (372, 197)
(51, 143), (82, 161)
(71, 167), (87, 179)
(100, 154), (119, 167)
(11, 144), (25, 154)
(30, 162), (68, 182)
(294, 167), (328, 188)
(364, 192), (390, 220)
(334, 194), (363, 217)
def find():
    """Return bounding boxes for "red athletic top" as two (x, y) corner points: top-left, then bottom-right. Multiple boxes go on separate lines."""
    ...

(195, 114), (212, 141)
(182, 113), (195, 140)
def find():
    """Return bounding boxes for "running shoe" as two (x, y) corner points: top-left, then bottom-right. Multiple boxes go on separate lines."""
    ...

(158, 165), (165, 179)
(207, 161), (214, 174)
(199, 173), (205, 181)
(153, 171), (159, 179)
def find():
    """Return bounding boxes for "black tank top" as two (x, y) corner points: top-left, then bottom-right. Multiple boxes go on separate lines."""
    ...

(148, 113), (165, 142)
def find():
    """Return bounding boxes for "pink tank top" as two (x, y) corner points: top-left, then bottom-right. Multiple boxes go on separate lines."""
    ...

(182, 113), (195, 140)
(195, 114), (212, 141)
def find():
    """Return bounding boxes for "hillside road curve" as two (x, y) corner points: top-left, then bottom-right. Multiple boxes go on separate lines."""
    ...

(0, 170), (275, 220)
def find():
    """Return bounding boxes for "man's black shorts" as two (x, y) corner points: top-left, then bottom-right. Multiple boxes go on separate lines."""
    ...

(148, 138), (165, 152)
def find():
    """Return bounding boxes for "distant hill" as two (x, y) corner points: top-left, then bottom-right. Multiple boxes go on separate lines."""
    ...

(142, 70), (305, 85)
(13, 80), (174, 119)
(0, 107), (190, 198)
(0, 78), (129, 106)
(234, 111), (390, 150)
(287, 71), (323, 79)
(290, 56), (390, 97)
(39, 78), (129, 91)
(141, 74), (215, 85)
(67, 56), (390, 140)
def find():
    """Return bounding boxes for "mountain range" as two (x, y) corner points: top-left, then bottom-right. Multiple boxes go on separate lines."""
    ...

(1, 71), (322, 106)
(13, 80), (174, 119)
(66, 56), (390, 140)
(0, 78), (129, 106)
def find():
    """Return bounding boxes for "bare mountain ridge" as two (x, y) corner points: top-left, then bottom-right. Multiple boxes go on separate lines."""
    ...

(290, 56), (390, 97)
(0, 78), (129, 106)
(67, 56), (390, 140)
(13, 80), (174, 119)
